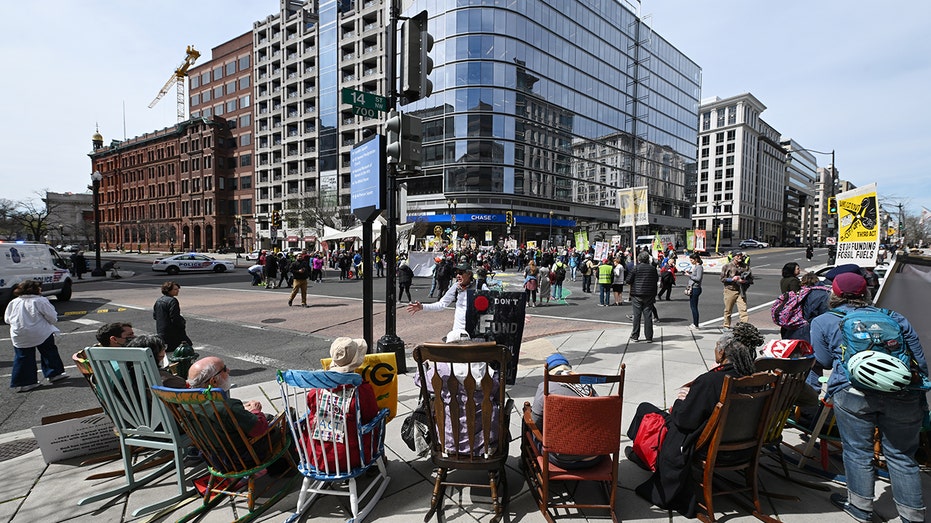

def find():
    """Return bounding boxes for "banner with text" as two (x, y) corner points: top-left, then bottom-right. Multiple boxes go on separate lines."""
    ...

(835, 183), (880, 267)
(321, 352), (399, 422)
(618, 186), (649, 227)
(574, 230), (590, 252)
(465, 291), (527, 385)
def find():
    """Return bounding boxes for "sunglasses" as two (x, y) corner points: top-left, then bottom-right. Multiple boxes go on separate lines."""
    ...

(208, 365), (228, 383)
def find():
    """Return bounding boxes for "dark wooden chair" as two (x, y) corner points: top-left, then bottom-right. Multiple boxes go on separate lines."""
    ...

(520, 364), (625, 522)
(753, 357), (832, 494)
(78, 347), (194, 517)
(152, 386), (300, 523)
(692, 372), (778, 523)
(413, 342), (513, 523)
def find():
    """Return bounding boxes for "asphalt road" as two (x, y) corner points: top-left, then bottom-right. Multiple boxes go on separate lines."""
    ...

(0, 246), (830, 434)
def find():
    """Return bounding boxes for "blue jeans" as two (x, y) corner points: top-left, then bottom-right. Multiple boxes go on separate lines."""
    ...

(630, 295), (655, 341)
(552, 283), (563, 299)
(688, 285), (702, 326)
(599, 283), (611, 305)
(11, 334), (65, 387)
(832, 387), (925, 522)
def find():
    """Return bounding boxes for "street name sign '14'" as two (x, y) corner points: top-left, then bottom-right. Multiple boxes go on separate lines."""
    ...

(341, 88), (387, 118)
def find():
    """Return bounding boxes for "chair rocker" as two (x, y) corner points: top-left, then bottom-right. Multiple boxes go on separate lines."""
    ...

(278, 369), (391, 523)
(152, 385), (299, 523)
(692, 372), (778, 523)
(520, 364), (625, 522)
(413, 342), (513, 523)
(78, 347), (194, 516)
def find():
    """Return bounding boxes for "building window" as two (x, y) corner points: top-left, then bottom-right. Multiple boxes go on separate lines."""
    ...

(239, 114), (251, 127)
(701, 135), (710, 146)
(726, 143), (735, 154)
(240, 198), (252, 214)
(240, 133), (251, 146)
(238, 55), (250, 70)
(215, 104), (224, 115)
(213, 86), (223, 99)
(725, 156), (734, 166)
(226, 81), (236, 95)
(240, 154), (252, 167)
(716, 132), (725, 143)
(191, 75), (199, 88)
(238, 76), (250, 90)
(717, 109), (725, 127)
(701, 148), (709, 158)
(212, 65), (223, 81)
(715, 145), (724, 155)
(226, 100), (237, 112)
(727, 130), (736, 140)
(700, 160), (708, 169)
(702, 111), (711, 131)
(202, 90), (211, 103)
(225, 62), (236, 76)
(240, 175), (252, 189)
(239, 95), (251, 108)
(200, 72), (210, 85)
(191, 93), (200, 106)
(728, 105), (738, 124)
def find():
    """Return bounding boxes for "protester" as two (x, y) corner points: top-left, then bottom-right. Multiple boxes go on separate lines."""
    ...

(685, 253), (704, 329)
(127, 334), (188, 388)
(407, 263), (485, 341)
(627, 329), (758, 517)
(95, 322), (135, 347)
(288, 254), (311, 307)
(302, 338), (379, 469)
(597, 258), (613, 306)
(264, 252), (278, 289)
(627, 251), (659, 342)
(538, 265), (552, 305)
(780, 262), (802, 293)
(657, 262), (676, 301)
(551, 258), (567, 301)
(153, 281), (192, 352)
(720, 251), (752, 329)
(529, 354), (602, 469)
(247, 263), (265, 286)
(611, 257), (626, 306)
(810, 272), (927, 523)
(397, 260), (414, 303)
(4, 280), (68, 391)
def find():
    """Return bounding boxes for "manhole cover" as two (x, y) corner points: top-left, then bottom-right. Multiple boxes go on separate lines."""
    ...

(0, 438), (38, 462)
(261, 318), (286, 324)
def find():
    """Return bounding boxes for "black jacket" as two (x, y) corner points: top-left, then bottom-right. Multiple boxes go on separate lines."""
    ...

(626, 262), (659, 297)
(153, 295), (191, 351)
(397, 264), (414, 284)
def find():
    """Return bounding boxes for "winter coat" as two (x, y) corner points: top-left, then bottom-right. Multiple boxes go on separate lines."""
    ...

(626, 262), (659, 297)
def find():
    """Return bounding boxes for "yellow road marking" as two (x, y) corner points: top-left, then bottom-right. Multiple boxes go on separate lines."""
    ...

(62, 308), (128, 316)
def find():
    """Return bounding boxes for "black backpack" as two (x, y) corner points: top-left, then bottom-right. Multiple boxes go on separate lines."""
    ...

(555, 264), (566, 280)
(579, 261), (591, 275)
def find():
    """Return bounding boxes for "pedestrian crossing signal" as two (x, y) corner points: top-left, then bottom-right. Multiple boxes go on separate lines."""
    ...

(505, 211), (513, 226)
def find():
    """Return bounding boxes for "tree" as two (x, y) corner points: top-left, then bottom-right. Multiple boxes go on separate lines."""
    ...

(281, 195), (358, 234)
(12, 193), (58, 242)
(0, 199), (18, 240)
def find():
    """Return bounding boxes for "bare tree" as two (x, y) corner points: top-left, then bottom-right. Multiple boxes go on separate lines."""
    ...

(0, 199), (18, 240)
(11, 193), (59, 242)
(281, 195), (358, 234)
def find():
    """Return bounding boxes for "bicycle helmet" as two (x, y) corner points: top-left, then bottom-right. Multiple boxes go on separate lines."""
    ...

(846, 351), (912, 392)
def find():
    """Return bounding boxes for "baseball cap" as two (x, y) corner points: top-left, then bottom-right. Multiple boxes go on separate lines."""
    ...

(832, 272), (867, 296)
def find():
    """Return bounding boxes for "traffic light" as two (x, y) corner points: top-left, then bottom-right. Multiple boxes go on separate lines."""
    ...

(505, 210), (513, 226)
(384, 110), (422, 171)
(827, 196), (838, 215)
(272, 210), (282, 228)
(401, 10), (434, 104)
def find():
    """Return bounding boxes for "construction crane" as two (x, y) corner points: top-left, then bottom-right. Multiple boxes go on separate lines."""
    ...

(149, 45), (201, 122)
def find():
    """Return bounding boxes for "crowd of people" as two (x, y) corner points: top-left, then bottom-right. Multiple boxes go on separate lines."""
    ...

(5, 236), (926, 523)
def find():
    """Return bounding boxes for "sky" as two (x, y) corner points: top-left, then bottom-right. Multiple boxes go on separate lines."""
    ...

(2, 1), (929, 218)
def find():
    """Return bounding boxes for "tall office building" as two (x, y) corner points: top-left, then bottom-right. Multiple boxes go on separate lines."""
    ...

(693, 93), (786, 246)
(781, 139), (818, 246)
(249, 0), (700, 249)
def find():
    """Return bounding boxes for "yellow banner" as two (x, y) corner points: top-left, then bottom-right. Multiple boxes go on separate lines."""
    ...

(835, 183), (880, 267)
(321, 352), (398, 422)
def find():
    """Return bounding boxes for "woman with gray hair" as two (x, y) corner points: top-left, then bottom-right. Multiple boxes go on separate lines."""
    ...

(627, 325), (758, 517)
(126, 334), (188, 388)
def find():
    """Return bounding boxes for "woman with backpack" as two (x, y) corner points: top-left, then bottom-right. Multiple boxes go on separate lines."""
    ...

(810, 272), (927, 523)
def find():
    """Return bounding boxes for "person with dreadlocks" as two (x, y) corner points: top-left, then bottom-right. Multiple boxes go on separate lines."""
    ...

(626, 322), (760, 518)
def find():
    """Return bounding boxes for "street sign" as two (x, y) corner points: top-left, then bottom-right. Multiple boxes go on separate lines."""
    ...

(341, 88), (387, 112)
(270, 227), (278, 239)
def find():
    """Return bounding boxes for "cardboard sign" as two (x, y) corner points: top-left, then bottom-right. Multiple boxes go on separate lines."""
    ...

(835, 183), (880, 267)
(31, 411), (119, 463)
(321, 352), (398, 422)
(464, 291), (527, 385)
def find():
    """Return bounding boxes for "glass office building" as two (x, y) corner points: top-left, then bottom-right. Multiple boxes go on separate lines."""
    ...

(400, 0), (701, 245)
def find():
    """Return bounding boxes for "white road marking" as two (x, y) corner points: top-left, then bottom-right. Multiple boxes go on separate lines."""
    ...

(70, 318), (102, 325)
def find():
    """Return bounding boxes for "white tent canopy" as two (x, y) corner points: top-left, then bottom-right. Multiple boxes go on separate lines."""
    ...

(318, 215), (414, 242)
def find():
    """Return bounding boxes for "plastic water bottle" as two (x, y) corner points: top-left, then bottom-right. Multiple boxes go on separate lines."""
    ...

(852, 320), (870, 340)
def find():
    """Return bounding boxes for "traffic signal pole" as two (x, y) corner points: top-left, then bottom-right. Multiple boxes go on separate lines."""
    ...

(376, 0), (406, 372)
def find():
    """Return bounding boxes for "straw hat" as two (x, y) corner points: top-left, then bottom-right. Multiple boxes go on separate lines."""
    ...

(329, 337), (367, 372)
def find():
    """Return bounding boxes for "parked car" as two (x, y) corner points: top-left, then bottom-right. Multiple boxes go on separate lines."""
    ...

(244, 250), (262, 261)
(217, 246), (245, 254)
(738, 239), (770, 249)
(152, 253), (235, 275)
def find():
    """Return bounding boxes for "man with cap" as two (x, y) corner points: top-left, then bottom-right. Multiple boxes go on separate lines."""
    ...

(810, 272), (927, 523)
(302, 338), (379, 470)
(719, 251), (752, 329)
(407, 262), (487, 341)
(529, 354), (602, 469)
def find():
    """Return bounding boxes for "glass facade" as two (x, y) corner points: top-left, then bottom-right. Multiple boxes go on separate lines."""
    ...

(401, 0), (700, 235)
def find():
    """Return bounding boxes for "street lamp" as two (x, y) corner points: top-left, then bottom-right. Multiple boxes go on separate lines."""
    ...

(548, 210), (554, 249)
(90, 171), (105, 276)
(447, 198), (457, 247)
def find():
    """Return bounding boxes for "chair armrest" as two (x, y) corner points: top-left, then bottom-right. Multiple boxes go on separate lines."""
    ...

(361, 408), (390, 434)
(693, 401), (723, 450)
(249, 412), (288, 445)
(522, 401), (544, 442)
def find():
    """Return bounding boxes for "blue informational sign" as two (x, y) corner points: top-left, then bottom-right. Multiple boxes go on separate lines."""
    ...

(350, 135), (385, 221)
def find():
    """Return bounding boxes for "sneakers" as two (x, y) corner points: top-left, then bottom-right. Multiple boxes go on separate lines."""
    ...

(288, 299), (293, 307)
(689, 324), (700, 330)
(17, 383), (41, 393)
(626, 314), (634, 320)
(48, 373), (68, 383)
(830, 493), (872, 523)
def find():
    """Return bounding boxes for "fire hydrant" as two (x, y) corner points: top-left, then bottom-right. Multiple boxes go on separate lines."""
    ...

(168, 342), (199, 381)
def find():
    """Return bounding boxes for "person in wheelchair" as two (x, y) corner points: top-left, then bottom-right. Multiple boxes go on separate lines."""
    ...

(528, 354), (602, 469)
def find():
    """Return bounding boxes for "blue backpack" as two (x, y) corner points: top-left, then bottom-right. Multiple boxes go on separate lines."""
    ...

(830, 307), (931, 392)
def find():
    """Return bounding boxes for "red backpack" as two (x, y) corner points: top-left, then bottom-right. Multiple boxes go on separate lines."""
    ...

(632, 412), (669, 471)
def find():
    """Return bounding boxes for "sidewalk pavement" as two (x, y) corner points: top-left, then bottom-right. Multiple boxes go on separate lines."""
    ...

(2, 323), (927, 522)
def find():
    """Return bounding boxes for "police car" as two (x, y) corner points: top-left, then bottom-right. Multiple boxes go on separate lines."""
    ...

(152, 253), (235, 275)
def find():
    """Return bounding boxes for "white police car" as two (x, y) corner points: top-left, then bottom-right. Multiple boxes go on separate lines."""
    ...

(152, 253), (235, 275)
